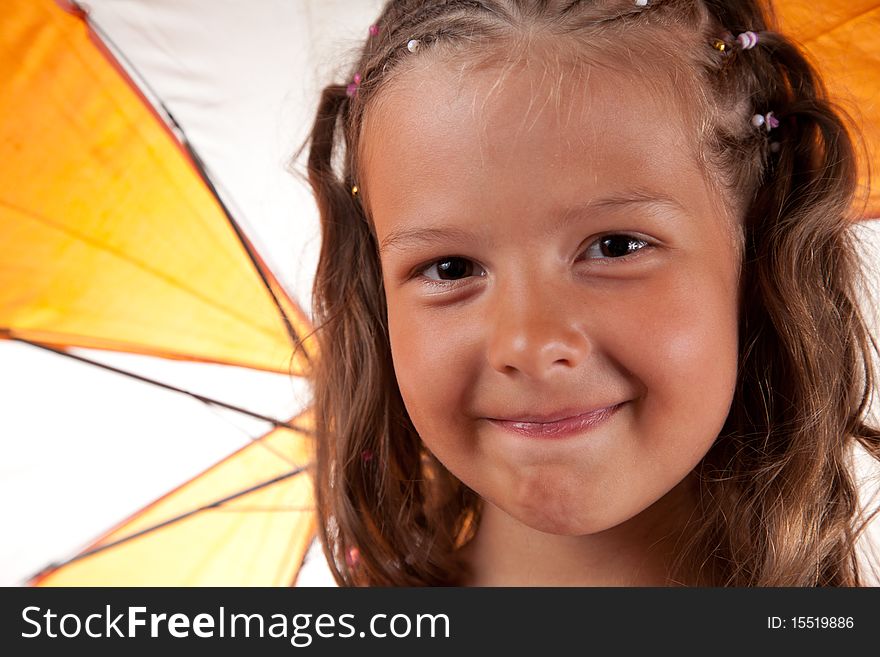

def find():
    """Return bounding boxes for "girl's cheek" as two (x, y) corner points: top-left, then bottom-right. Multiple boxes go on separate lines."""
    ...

(389, 303), (479, 388)
(388, 301), (451, 386)
(613, 271), (739, 422)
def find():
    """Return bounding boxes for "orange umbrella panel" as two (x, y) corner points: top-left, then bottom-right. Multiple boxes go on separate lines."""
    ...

(0, 0), (314, 374)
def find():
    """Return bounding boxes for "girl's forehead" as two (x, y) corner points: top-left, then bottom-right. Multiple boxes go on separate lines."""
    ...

(363, 41), (697, 147)
(360, 54), (711, 222)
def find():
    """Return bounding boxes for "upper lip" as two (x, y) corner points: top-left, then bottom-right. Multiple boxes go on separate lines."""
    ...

(488, 403), (622, 424)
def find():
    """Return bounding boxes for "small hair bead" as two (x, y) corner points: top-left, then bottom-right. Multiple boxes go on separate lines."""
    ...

(346, 72), (363, 97)
(751, 112), (779, 132)
(346, 546), (360, 567)
(736, 31), (759, 50)
(369, 24), (380, 37)
(407, 38), (421, 52)
(351, 185), (359, 197)
(635, 0), (649, 6)
(711, 38), (727, 52)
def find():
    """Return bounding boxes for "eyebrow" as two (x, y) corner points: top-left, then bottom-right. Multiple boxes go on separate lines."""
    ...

(378, 191), (686, 256)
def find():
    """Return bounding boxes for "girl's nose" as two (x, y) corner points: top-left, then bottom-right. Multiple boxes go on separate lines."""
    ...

(485, 280), (591, 380)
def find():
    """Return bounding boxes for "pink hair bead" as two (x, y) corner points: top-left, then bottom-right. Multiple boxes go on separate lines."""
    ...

(346, 72), (363, 97)
(346, 547), (360, 567)
(369, 24), (380, 36)
(736, 31), (759, 49)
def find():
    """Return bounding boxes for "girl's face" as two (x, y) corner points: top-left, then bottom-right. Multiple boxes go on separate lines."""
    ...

(361, 54), (740, 536)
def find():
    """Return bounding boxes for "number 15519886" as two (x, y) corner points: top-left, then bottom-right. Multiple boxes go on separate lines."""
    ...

(767, 616), (854, 629)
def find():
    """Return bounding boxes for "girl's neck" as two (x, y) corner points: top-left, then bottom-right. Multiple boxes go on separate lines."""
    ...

(459, 476), (704, 587)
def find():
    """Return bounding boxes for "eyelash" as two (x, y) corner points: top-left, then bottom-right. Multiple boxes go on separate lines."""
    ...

(415, 233), (653, 286)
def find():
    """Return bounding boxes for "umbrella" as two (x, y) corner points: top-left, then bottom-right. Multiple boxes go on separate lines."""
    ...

(1, 0), (878, 586)
(0, 0), (383, 586)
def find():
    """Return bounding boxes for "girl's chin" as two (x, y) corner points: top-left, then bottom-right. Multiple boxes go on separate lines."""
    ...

(487, 499), (626, 537)
(515, 514), (621, 537)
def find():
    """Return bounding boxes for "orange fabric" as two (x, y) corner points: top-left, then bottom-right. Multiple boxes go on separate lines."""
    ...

(776, 1), (880, 217)
(0, 0), (312, 374)
(32, 413), (317, 586)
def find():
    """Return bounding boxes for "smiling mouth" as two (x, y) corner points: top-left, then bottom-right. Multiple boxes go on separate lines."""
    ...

(488, 403), (623, 438)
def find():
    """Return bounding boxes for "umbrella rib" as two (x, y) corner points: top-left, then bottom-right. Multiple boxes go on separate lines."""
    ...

(79, 6), (312, 368)
(31, 466), (309, 578)
(17, 338), (312, 434)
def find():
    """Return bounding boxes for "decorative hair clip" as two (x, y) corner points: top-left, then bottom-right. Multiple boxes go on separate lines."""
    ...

(736, 31), (759, 50)
(346, 72), (362, 97)
(407, 38), (421, 53)
(751, 111), (779, 132)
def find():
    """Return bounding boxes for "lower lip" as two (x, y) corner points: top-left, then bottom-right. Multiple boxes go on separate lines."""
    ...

(489, 404), (622, 439)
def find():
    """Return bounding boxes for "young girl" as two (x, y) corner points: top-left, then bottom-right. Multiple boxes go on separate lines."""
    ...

(301, 0), (880, 586)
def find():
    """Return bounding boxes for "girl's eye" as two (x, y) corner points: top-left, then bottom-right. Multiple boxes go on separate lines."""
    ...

(420, 257), (485, 282)
(584, 234), (650, 259)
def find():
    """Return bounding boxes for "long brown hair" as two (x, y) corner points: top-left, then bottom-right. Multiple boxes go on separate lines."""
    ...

(299, 0), (880, 586)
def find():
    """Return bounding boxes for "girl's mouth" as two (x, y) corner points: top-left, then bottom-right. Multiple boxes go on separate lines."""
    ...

(488, 403), (623, 438)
